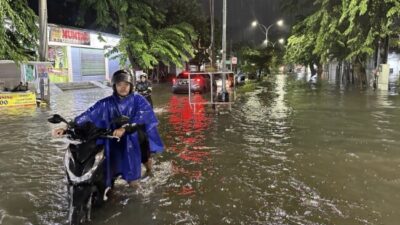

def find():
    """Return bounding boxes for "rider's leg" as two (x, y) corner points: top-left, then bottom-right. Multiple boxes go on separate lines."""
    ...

(144, 157), (153, 177)
(129, 180), (141, 189)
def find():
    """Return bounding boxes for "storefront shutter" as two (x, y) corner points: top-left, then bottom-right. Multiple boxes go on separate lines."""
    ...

(80, 48), (105, 78)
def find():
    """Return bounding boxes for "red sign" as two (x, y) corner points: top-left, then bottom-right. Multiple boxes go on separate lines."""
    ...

(49, 27), (90, 45)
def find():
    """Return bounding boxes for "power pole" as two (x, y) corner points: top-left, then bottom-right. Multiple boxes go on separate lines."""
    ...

(39, 0), (49, 104)
(209, 0), (214, 68)
(222, 0), (227, 72)
(221, 0), (228, 100)
(230, 39), (233, 71)
(39, 0), (48, 61)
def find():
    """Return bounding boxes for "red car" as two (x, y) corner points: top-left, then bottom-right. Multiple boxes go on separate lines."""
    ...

(172, 72), (211, 94)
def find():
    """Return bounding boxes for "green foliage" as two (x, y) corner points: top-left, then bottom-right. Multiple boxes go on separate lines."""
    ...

(285, 0), (400, 66)
(238, 45), (275, 75)
(80, 0), (196, 70)
(0, 0), (38, 62)
(158, 0), (221, 67)
(237, 80), (257, 94)
(284, 12), (321, 67)
(387, 0), (400, 17)
(285, 34), (314, 65)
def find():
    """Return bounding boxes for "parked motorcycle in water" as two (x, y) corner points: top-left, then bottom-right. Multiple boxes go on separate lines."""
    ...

(48, 114), (136, 225)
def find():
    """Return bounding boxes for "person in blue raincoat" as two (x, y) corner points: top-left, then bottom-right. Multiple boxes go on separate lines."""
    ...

(53, 70), (163, 189)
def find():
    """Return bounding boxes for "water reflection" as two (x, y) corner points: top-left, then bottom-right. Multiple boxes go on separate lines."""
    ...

(0, 106), (67, 225)
(1, 79), (400, 224)
(165, 94), (212, 196)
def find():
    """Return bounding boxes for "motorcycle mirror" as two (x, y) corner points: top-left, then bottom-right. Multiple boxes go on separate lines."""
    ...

(111, 116), (130, 126)
(48, 114), (68, 124)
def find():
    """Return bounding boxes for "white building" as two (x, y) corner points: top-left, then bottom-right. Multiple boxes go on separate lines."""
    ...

(388, 52), (400, 85)
(46, 24), (123, 83)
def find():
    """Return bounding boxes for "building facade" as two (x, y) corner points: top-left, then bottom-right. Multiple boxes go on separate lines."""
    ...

(47, 24), (123, 83)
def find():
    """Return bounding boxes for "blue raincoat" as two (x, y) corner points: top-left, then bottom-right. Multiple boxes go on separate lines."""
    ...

(74, 93), (164, 187)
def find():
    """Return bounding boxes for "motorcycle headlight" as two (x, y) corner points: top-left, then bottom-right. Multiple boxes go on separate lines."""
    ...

(65, 149), (105, 184)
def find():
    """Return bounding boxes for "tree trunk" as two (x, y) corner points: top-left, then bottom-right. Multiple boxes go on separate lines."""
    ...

(342, 61), (350, 84)
(347, 62), (352, 83)
(309, 62), (316, 76)
(126, 47), (137, 84)
(352, 60), (367, 88)
(336, 62), (342, 85)
(316, 63), (323, 78)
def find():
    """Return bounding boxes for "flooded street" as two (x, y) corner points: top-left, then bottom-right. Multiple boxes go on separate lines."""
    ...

(1, 74), (400, 225)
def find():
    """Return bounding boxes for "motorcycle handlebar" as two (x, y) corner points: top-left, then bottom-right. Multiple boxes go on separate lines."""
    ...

(99, 135), (121, 142)
(49, 114), (139, 141)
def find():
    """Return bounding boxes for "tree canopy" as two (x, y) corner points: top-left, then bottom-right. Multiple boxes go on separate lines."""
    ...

(0, 0), (38, 62)
(80, 0), (197, 70)
(158, 0), (219, 67)
(285, 0), (400, 67)
(237, 44), (276, 76)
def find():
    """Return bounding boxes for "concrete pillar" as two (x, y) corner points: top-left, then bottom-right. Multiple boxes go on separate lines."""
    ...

(377, 64), (389, 91)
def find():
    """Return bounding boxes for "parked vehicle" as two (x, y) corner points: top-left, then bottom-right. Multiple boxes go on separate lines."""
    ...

(172, 71), (211, 94)
(214, 73), (235, 89)
(235, 73), (246, 85)
(48, 114), (138, 225)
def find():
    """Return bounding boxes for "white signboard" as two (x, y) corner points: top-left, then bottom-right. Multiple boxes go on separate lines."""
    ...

(231, 57), (237, 65)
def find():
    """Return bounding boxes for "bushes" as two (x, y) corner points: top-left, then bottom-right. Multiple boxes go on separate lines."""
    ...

(237, 80), (257, 93)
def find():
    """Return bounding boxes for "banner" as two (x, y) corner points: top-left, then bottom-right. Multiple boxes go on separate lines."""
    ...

(49, 26), (90, 45)
(0, 92), (36, 107)
(48, 46), (69, 83)
(24, 65), (35, 82)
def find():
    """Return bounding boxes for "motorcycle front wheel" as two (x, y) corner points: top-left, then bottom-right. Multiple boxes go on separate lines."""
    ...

(69, 206), (85, 225)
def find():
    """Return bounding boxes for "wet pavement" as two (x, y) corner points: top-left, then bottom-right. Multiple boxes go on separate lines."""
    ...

(0, 74), (400, 225)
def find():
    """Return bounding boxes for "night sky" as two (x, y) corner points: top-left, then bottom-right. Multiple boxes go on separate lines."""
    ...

(205, 0), (295, 44)
(28, 0), (297, 44)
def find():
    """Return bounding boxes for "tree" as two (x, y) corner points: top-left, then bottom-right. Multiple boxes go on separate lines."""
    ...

(80, 0), (196, 72)
(319, 0), (400, 86)
(238, 45), (274, 78)
(284, 0), (400, 87)
(282, 0), (325, 77)
(284, 18), (322, 77)
(158, 0), (222, 69)
(0, 0), (38, 62)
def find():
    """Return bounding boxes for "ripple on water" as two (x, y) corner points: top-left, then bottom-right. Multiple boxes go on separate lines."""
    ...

(1, 82), (400, 224)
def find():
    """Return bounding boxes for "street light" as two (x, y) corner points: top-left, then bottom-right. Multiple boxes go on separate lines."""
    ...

(251, 19), (284, 45)
(267, 38), (285, 48)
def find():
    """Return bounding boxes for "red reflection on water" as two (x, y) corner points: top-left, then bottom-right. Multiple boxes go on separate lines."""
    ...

(179, 149), (210, 163)
(177, 185), (195, 196)
(171, 161), (203, 180)
(167, 94), (211, 151)
(167, 95), (211, 134)
(168, 183), (196, 196)
(166, 94), (213, 195)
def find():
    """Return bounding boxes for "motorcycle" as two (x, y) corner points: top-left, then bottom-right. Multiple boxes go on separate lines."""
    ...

(136, 80), (153, 107)
(137, 90), (153, 107)
(48, 114), (138, 225)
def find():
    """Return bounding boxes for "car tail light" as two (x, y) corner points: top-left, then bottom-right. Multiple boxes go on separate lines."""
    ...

(172, 78), (176, 84)
(196, 78), (201, 82)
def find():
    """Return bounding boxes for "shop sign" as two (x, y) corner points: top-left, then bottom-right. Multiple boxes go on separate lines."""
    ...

(49, 27), (90, 45)
(0, 92), (36, 107)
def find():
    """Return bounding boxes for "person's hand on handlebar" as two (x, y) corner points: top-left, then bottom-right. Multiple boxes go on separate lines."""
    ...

(113, 127), (126, 138)
(52, 127), (66, 138)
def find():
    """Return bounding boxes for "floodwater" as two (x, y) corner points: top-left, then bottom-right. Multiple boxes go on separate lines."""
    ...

(0, 74), (400, 225)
